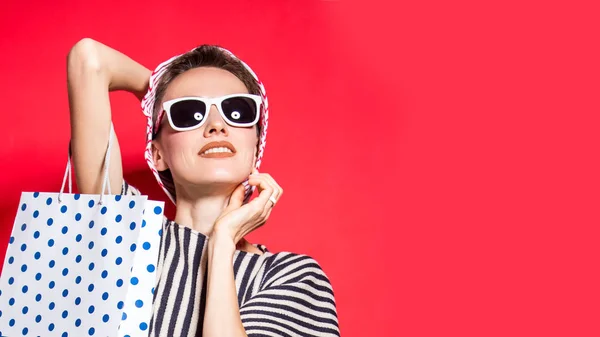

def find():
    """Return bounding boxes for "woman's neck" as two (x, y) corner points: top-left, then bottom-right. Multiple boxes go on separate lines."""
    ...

(174, 193), (230, 237)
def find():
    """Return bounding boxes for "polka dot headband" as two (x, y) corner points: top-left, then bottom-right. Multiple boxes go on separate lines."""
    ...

(140, 46), (269, 205)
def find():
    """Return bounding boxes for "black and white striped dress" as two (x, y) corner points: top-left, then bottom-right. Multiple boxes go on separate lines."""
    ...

(121, 181), (340, 337)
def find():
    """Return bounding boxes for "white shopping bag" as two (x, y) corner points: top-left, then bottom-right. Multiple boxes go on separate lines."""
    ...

(0, 124), (164, 337)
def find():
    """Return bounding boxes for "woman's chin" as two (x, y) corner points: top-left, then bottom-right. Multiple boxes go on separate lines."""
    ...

(191, 172), (246, 186)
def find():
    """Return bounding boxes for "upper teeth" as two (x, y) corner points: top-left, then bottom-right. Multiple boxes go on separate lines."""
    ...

(203, 147), (232, 155)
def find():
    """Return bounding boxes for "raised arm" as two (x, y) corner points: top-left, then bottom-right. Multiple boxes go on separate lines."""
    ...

(67, 38), (150, 195)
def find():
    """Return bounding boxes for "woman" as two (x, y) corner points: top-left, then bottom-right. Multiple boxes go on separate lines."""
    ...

(67, 38), (340, 337)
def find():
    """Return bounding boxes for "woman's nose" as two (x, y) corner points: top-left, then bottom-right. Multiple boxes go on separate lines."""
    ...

(204, 104), (228, 135)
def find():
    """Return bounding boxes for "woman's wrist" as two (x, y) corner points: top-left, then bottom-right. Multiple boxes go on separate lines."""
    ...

(208, 229), (236, 255)
(105, 49), (150, 97)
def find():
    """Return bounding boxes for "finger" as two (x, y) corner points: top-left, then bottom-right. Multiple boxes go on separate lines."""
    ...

(247, 174), (275, 212)
(237, 176), (274, 237)
(260, 173), (283, 204)
(255, 176), (278, 218)
(225, 183), (246, 210)
(257, 175), (278, 211)
(252, 173), (281, 209)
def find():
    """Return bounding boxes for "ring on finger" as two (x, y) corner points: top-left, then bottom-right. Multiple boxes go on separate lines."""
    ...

(269, 194), (278, 205)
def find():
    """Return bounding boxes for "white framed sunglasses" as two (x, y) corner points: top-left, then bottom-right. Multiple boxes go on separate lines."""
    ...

(160, 93), (262, 132)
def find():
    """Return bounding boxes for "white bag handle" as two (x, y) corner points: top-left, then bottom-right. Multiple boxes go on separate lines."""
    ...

(59, 122), (115, 204)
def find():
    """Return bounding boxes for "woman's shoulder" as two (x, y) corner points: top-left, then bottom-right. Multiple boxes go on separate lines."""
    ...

(260, 250), (333, 286)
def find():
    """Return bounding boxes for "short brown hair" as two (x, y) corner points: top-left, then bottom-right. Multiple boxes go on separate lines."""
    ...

(152, 45), (262, 201)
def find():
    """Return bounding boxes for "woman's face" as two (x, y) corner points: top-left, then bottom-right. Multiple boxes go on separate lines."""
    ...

(152, 67), (258, 192)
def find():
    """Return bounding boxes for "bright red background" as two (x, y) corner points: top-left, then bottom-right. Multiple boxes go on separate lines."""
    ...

(1, 0), (599, 336)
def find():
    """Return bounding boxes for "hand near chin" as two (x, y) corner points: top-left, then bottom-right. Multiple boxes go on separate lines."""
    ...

(212, 168), (283, 246)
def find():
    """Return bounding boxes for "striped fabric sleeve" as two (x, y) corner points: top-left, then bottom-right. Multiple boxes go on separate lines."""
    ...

(121, 180), (142, 196)
(240, 254), (340, 337)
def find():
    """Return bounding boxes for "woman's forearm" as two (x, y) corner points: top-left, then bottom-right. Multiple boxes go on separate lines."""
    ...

(203, 234), (247, 337)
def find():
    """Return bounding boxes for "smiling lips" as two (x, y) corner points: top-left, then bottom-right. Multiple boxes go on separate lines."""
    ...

(199, 140), (236, 158)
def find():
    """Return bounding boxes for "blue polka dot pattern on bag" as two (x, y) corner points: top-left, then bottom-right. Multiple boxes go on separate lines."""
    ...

(0, 192), (163, 336)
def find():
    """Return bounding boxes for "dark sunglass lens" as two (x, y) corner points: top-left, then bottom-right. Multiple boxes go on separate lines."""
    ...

(170, 100), (207, 128)
(221, 97), (258, 124)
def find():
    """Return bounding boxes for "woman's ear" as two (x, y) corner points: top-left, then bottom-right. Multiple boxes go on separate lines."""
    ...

(252, 143), (258, 168)
(151, 140), (169, 171)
